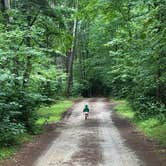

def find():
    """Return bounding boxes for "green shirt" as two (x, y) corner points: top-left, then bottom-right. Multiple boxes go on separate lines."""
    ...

(83, 107), (89, 112)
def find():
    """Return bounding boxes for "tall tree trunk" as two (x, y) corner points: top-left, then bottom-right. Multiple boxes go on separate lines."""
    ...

(22, 35), (32, 89)
(0, 0), (11, 24)
(154, 1), (163, 102)
(78, 46), (83, 81)
(22, 55), (32, 89)
(4, 0), (10, 9)
(65, 51), (71, 74)
(67, 19), (78, 95)
(0, 0), (10, 10)
(156, 63), (161, 101)
(22, 15), (35, 90)
(66, 0), (79, 96)
(21, 14), (38, 89)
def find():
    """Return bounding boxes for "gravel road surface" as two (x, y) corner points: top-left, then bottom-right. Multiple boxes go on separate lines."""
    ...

(34, 98), (143, 166)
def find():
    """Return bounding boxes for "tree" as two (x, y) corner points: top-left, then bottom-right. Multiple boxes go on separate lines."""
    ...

(66, 0), (79, 96)
(73, 0), (166, 117)
(0, 0), (10, 10)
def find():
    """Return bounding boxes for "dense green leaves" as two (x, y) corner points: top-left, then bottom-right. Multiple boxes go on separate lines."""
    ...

(0, 0), (74, 146)
(74, 0), (166, 118)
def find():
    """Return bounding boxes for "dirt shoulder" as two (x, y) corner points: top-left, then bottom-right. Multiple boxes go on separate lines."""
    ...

(111, 105), (166, 166)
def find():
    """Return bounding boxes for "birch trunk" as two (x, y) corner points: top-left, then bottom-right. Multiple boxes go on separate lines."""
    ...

(0, 0), (10, 10)
(4, 0), (10, 9)
(66, 0), (79, 96)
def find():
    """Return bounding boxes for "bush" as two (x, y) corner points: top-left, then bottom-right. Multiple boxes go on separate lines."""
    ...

(0, 118), (25, 146)
(131, 96), (166, 120)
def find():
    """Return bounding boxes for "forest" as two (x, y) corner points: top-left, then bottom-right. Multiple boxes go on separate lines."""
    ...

(0, 0), (165, 150)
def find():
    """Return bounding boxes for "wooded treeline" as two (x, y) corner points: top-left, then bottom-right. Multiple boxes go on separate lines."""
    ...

(0, 0), (78, 146)
(75, 0), (166, 120)
(0, 0), (165, 146)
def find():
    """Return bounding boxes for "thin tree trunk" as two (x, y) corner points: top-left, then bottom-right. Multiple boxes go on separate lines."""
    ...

(22, 15), (37, 89)
(67, 19), (78, 95)
(0, 0), (10, 10)
(156, 66), (161, 101)
(22, 56), (32, 89)
(4, 0), (10, 9)
(0, 0), (11, 24)
(66, 0), (79, 96)
(154, 1), (162, 102)
(78, 46), (83, 81)
(65, 51), (71, 74)
(22, 34), (32, 89)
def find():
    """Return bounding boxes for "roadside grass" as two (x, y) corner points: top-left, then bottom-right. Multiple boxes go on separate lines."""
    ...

(114, 100), (166, 146)
(0, 147), (16, 161)
(114, 100), (135, 119)
(36, 100), (73, 125)
(0, 99), (73, 161)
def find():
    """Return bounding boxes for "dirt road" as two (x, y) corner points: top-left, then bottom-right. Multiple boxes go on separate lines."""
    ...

(33, 98), (144, 166)
(3, 98), (164, 166)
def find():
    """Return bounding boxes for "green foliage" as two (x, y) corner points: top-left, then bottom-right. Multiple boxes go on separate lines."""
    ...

(0, 147), (16, 161)
(131, 97), (166, 120)
(0, 118), (25, 146)
(0, 0), (74, 147)
(75, 0), (166, 117)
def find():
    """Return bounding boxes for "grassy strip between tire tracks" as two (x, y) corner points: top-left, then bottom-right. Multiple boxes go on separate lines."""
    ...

(114, 100), (166, 146)
(0, 99), (73, 161)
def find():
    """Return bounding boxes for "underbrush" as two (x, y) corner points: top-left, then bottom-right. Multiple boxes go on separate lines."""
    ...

(114, 100), (166, 146)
